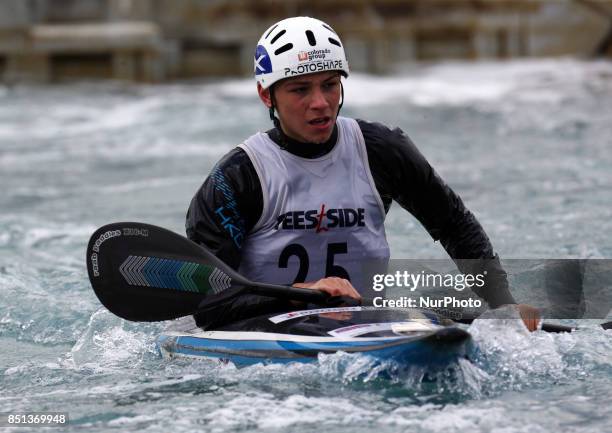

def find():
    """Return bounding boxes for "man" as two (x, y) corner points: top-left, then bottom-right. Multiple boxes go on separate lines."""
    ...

(186, 17), (539, 331)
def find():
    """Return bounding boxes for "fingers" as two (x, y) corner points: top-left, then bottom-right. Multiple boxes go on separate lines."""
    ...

(321, 277), (361, 300)
(293, 277), (361, 300)
(495, 303), (542, 332)
(517, 304), (541, 332)
(321, 277), (361, 299)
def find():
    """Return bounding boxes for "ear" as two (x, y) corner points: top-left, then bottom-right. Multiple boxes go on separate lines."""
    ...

(257, 83), (273, 108)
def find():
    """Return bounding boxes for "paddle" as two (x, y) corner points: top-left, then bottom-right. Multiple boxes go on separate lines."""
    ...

(86, 222), (335, 322)
(86, 222), (611, 332)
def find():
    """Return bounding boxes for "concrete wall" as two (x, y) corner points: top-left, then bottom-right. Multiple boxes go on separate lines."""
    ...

(526, 1), (610, 57)
(1, 0), (611, 83)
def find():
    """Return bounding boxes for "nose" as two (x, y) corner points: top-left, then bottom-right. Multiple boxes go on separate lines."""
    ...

(309, 87), (329, 110)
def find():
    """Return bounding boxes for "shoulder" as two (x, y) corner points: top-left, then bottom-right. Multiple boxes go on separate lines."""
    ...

(356, 119), (412, 146)
(188, 145), (263, 238)
(355, 118), (428, 172)
(206, 146), (261, 193)
(213, 146), (253, 177)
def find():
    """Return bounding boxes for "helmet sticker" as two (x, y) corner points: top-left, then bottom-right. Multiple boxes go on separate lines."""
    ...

(297, 48), (331, 62)
(284, 60), (344, 77)
(254, 45), (273, 75)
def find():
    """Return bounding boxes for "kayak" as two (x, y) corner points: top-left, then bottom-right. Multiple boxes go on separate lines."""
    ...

(157, 307), (473, 367)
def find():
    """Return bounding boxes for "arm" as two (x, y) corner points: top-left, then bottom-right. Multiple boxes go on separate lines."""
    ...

(186, 147), (295, 328)
(358, 119), (516, 308)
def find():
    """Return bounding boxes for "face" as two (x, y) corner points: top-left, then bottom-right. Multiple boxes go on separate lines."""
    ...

(258, 71), (342, 144)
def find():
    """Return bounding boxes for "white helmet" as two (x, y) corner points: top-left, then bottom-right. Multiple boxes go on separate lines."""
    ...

(254, 17), (350, 89)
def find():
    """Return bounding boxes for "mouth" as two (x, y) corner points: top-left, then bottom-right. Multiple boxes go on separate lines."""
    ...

(308, 116), (332, 129)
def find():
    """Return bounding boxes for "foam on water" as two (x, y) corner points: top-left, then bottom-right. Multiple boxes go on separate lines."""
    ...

(347, 58), (612, 108)
(68, 310), (161, 372)
(1, 58), (611, 432)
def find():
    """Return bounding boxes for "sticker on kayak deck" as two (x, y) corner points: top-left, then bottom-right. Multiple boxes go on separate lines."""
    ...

(269, 306), (378, 324)
(328, 321), (436, 338)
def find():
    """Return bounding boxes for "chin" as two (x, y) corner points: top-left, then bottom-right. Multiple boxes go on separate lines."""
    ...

(310, 134), (332, 144)
(284, 124), (334, 144)
(309, 127), (334, 144)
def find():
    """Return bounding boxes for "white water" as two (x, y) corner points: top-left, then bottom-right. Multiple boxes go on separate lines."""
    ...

(1, 58), (611, 432)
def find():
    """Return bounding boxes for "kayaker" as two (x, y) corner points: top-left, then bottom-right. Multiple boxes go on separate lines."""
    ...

(186, 16), (540, 331)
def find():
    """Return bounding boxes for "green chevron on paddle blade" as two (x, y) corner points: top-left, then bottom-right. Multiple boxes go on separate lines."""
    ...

(192, 263), (214, 293)
(184, 262), (199, 292)
(177, 262), (196, 292)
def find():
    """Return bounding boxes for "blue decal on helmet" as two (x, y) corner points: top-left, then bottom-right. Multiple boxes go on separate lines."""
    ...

(254, 45), (272, 75)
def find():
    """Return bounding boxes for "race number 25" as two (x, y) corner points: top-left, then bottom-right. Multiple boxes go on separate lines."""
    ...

(278, 242), (350, 283)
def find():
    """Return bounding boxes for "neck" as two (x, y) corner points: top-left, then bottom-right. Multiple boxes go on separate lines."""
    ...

(267, 124), (338, 159)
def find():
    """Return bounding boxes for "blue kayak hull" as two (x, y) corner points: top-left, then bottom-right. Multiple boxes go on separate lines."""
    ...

(158, 328), (472, 366)
(157, 308), (473, 367)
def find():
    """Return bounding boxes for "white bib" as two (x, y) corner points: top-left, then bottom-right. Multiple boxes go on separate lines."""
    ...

(237, 117), (390, 296)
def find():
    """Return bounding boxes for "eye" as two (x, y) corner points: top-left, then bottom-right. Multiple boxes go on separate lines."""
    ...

(323, 81), (340, 90)
(291, 87), (308, 94)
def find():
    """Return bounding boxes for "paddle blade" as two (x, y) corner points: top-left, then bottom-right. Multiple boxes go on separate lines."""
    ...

(86, 222), (246, 321)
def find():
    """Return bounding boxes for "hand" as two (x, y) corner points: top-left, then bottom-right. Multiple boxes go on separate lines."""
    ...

(516, 303), (541, 332)
(293, 277), (361, 301)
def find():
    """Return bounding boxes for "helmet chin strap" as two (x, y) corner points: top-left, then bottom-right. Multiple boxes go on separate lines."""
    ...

(268, 87), (288, 149)
(268, 81), (345, 148)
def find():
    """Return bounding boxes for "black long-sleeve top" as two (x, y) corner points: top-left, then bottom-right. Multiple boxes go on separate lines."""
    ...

(186, 119), (515, 328)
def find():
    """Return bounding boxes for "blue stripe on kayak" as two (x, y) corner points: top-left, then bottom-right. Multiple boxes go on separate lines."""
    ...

(160, 336), (468, 366)
(157, 329), (473, 367)
(175, 336), (405, 351)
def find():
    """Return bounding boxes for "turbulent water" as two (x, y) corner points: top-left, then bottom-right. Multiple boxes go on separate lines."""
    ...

(1, 58), (611, 432)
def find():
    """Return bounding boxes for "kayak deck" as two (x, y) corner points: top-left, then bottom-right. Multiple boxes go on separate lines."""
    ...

(157, 307), (473, 366)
